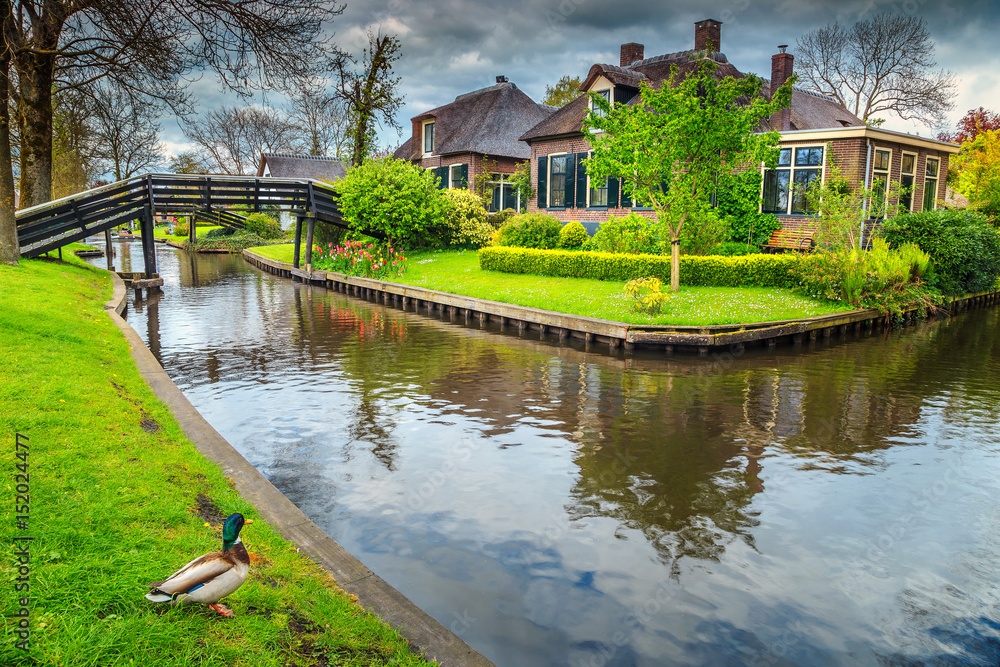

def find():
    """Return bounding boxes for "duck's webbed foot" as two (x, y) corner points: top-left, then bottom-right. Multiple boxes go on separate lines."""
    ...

(208, 603), (235, 617)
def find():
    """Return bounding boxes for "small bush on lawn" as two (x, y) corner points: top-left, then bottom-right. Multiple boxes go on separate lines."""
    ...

(559, 221), (589, 249)
(584, 213), (661, 254)
(186, 230), (272, 251)
(493, 212), (562, 249)
(880, 209), (1000, 295)
(173, 220), (189, 237)
(336, 156), (449, 248)
(313, 240), (407, 279)
(711, 241), (761, 256)
(442, 189), (493, 248)
(793, 240), (939, 316)
(244, 212), (283, 239)
(625, 276), (670, 314)
(480, 246), (799, 287)
(680, 208), (729, 255)
(205, 227), (234, 238)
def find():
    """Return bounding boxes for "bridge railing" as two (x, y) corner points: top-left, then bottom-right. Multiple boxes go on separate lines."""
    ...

(16, 173), (345, 258)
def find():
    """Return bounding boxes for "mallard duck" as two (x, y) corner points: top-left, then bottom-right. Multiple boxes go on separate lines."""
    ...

(145, 513), (253, 617)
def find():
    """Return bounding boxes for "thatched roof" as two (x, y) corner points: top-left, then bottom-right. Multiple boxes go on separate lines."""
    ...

(256, 153), (348, 181)
(520, 49), (863, 142)
(397, 81), (554, 161)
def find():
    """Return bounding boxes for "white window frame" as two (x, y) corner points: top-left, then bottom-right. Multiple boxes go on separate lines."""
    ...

(547, 152), (569, 209)
(448, 164), (464, 189)
(486, 172), (521, 212)
(870, 147), (893, 213)
(422, 120), (435, 156)
(585, 152), (609, 208)
(760, 144), (826, 215)
(899, 151), (918, 212)
(923, 156), (940, 212)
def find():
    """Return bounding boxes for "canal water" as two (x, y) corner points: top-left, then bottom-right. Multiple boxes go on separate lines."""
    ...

(98, 241), (1000, 666)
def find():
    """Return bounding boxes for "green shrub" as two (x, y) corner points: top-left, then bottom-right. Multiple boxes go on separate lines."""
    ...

(679, 208), (729, 255)
(186, 230), (272, 252)
(792, 241), (939, 316)
(559, 221), (589, 249)
(244, 212), (283, 240)
(493, 212), (562, 249)
(173, 220), (189, 237)
(715, 171), (782, 247)
(711, 241), (762, 256)
(442, 189), (493, 248)
(486, 208), (518, 229)
(880, 209), (1000, 295)
(479, 246), (800, 287)
(585, 213), (661, 254)
(625, 276), (670, 314)
(335, 156), (449, 248)
(205, 227), (234, 238)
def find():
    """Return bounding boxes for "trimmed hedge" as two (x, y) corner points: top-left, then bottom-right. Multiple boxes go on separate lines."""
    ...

(479, 246), (800, 287)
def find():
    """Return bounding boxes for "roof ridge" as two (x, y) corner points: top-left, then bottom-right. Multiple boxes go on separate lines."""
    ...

(453, 81), (512, 103)
(263, 152), (340, 161)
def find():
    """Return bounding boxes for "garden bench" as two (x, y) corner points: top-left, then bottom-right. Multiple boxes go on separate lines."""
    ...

(764, 229), (815, 251)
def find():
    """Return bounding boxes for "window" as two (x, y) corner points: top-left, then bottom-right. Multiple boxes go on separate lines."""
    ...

(422, 121), (435, 154)
(486, 173), (520, 212)
(589, 88), (611, 118)
(923, 157), (940, 211)
(871, 148), (891, 212)
(550, 154), (569, 208)
(762, 146), (824, 215)
(589, 176), (609, 207)
(449, 164), (465, 189)
(899, 152), (916, 212)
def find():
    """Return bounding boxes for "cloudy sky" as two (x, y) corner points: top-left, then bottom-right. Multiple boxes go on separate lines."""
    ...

(160, 0), (1000, 159)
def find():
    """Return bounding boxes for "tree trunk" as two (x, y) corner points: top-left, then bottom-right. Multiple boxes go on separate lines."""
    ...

(670, 239), (680, 292)
(15, 49), (57, 208)
(0, 49), (18, 265)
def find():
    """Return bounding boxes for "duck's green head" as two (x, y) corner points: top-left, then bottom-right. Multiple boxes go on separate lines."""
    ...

(222, 513), (247, 551)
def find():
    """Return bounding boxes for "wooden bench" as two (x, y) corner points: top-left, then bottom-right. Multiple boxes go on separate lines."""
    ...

(765, 229), (816, 251)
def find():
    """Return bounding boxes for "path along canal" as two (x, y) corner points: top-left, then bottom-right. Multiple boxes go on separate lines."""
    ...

(96, 241), (1000, 666)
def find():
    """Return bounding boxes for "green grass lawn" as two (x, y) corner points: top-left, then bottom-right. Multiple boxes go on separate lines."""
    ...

(247, 245), (851, 326)
(152, 225), (222, 240)
(0, 253), (435, 666)
(248, 242), (297, 263)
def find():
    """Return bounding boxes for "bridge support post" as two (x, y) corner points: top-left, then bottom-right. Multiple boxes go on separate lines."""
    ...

(293, 216), (303, 269)
(140, 207), (158, 279)
(304, 215), (316, 271)
(104, 229), (114, 271)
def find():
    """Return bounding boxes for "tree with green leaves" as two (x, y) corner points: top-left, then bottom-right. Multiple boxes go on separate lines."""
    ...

(542, 75), (581, 107)
(951, 129), (1000, 220)
(335, 32), (403, 167)
(583, 59), (793, 291)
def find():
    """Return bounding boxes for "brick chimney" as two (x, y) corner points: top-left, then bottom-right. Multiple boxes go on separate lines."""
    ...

(620, 42), (644, 67)
(770, 45), (794, 131)
(694, 19), (722, 52)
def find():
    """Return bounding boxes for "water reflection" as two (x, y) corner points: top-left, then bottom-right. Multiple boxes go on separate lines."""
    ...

(95, 243), (1000, 666)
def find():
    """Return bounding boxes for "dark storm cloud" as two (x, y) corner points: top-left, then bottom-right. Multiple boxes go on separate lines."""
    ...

(158, 0), (999, 155)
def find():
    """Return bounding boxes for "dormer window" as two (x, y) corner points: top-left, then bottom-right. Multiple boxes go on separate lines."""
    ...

(422, 120), (435, 155)
(590, 88), (611, 116)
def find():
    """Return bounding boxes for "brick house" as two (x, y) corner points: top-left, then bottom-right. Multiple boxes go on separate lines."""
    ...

(394, 76), (554, 212)
(518, 19), (960, 235)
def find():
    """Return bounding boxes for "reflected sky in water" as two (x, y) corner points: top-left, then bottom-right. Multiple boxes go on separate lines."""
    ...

(100, 241), (1000, 666)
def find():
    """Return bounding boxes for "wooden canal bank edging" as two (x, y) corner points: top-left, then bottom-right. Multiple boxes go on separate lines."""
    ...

(242, 249), (1000, 355)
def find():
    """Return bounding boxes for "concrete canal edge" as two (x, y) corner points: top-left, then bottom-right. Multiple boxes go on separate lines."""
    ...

(102, 272), (496, 667)
(242, 249), (1000, 354)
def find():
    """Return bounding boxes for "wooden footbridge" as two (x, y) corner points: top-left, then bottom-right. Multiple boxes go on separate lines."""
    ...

(15, 173), (348, 277)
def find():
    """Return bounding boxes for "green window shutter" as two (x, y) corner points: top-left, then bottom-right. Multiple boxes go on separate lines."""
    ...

(608, 178), (620, 208)
(575, 152), (588, 208)
(537, 156), (548, 208)
(620, 179), (632, 208)
(460, 164), (469, 189)
(435, 166), (448, 189)
(565, 153), (576, 208)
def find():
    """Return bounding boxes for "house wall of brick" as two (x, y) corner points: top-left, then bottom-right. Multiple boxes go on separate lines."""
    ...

(410, 152), (523, 193)
(530, 133), (954, 235)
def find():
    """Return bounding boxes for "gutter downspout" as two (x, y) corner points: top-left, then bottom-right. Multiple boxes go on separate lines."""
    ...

(861, 139), (873, 250)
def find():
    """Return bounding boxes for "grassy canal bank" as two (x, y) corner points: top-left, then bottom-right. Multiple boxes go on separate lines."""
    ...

(0, 252), (435, 666)
(249, 244), (851, 326)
